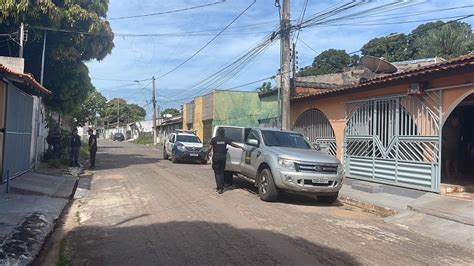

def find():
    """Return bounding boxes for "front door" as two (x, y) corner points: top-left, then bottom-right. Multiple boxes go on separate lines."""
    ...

(241, 129), (262, 178)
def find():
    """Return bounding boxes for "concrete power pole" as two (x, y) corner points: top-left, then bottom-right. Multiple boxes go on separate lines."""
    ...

(280, 0), (291, 130)
(19, 23), (24, 58)
(152, 76), (157, 146)
(116, 99), (120, 129)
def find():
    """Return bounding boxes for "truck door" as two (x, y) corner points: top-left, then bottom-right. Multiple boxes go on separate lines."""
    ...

(241, 129), (262, 179)
(167, 134), (175, 154)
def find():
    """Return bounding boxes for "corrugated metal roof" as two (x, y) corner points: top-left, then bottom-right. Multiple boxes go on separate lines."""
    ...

(0, 64), (51, 95)
(292, 53), (474, 101)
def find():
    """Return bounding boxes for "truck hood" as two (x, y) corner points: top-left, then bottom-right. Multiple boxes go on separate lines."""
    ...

(269, 147), (340, 164)
(177, 142), (203, 148)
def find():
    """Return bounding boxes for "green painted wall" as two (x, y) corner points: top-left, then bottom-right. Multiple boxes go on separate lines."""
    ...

(212, 91), (278, 127)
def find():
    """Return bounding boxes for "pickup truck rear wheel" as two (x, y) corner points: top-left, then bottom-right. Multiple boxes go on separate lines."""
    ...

(163, 148), (169, 160)
(318, 192), (339, 204)
(258, 168), (278, 202)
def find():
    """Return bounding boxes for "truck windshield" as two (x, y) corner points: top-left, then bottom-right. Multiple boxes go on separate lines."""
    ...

(177, 135), (201, 143)
(261, 130), (313, 149)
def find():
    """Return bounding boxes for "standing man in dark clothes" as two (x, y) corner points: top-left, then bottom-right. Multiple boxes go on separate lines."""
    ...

(88, 129), (97, 169)
(205, 128), (244, 194)
(70, 128), (81, 167)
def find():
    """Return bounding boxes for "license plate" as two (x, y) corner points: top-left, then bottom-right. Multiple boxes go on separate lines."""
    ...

(312, 178), (329, 184)
(190, 153), (198, 157)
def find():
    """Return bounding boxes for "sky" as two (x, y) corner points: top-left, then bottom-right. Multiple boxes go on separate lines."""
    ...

(86, 0), (474, 118)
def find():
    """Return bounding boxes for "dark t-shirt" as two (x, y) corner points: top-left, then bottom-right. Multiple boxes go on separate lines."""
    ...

(71, 135), (81, 148)
(210, 135), (231, 160)
(89, 135), (97, 151)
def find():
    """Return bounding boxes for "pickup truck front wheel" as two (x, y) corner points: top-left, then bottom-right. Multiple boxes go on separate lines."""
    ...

(258, 168), (278, 202)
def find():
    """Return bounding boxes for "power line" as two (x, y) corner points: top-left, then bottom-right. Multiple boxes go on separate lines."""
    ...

(154, 0), (257, 80)
(108, 1), (226, 20)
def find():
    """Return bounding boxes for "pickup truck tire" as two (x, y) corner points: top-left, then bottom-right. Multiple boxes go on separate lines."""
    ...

(171, 152), (178, 163)
(318, 192), (339, 204)
(258, 168), (278, 202)
(163, 148), (169, 160)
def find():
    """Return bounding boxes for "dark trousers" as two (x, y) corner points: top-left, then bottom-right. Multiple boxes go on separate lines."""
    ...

(70, 147), (80, 166)
(212, 157), (226, 189)
(90, 148), (97, 167)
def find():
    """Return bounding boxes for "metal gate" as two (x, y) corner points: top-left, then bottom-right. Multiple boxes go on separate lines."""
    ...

(293, 109), (337, 157)
(2, 85), (33, 181)
(344, 91), (441, 191)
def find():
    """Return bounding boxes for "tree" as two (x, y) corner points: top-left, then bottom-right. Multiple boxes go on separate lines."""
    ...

(71, 89), (107, 125)
(299, 49), (352, 76)
(0, 1), (114, 113)
(412, 22), (474, 59)
(360, 33), (412, 62)
(161, 108), (180, 116)
(361, 21), (473, 61)
(103, 98), (146, 124)
(256, 82), (272, 93)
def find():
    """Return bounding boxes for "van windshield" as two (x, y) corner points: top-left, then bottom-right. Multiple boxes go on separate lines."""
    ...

(177, 135), (201, 143)
(261, 130), (313, 149)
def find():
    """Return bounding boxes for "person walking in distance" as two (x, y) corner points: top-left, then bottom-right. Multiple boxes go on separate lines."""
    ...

(205, 128), (244, 194)
(70, 128), (81, 167)
(88, 129), (97, 169)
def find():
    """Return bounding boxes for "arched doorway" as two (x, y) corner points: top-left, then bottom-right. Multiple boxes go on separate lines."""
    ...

(441, 92), (474, 189)
(293, 109), (336, 157)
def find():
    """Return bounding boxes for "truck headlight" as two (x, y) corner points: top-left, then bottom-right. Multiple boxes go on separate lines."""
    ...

(337, 163), (344, 175)
(278, 158), (296, 170)
(176, 143), (186, 152)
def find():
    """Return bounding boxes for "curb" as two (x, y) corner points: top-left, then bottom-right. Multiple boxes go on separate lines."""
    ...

(339, 195), (397, 217)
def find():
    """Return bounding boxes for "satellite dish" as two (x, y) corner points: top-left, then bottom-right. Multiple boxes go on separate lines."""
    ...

(360, 55), (398, 74)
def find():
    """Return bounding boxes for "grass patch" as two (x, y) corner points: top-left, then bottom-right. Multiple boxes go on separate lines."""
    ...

(57, 238), (68, 266)
(47, 158), (69, 168)
(79, 141), (90, 159)
(131, 133), (154, 145)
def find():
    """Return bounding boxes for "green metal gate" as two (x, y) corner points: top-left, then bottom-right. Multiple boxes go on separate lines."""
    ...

(344, 91), (441, 191)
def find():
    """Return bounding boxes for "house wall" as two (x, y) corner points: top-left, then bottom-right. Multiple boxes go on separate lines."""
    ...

(193, 97), (204, 140)
(291, 72), (474, 162)
(213, 91), (278, 127)
(0, 81), (6, 176)
(182, 102), (194, 130)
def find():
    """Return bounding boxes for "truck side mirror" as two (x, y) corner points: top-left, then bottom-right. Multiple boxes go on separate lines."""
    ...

(246, 139), (259, 147)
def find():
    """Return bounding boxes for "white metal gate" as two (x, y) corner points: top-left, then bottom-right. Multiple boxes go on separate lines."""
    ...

(293, 109), (337, 157)
(344, 91), (441, 191)
(2, 85), (33, 181)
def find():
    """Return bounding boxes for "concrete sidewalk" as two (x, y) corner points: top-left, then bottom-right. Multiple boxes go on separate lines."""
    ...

(0, 170), (81, 265)
(339, 178), (474, 250)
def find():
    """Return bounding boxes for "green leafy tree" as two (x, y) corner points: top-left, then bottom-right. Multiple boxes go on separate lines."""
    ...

(360, 33), (412, 62)
(71, 89), (107, 125)
(161, 108), (180, 116)
(103, 98), (146, 125)
(299, 49), (352, 76)
(256, 82), (272, 93)
(0, 0), (114, 113)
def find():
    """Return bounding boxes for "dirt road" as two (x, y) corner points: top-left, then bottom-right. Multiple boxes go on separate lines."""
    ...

(38, 140), (474, 265)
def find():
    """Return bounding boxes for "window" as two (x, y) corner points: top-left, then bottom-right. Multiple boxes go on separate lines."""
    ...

(176, 135), (201, 143)
(169, 134), (175, 142)
(220, 127), (243, 143)
(261, 130), (312, 149)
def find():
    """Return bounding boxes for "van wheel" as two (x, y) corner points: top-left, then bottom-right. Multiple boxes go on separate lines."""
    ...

(258, 168), (278, 202)
(318, 192), (339, 204)
(163, 148), (169, 160)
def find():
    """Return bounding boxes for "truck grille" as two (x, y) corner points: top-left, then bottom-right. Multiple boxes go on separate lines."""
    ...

(185, 146), (202, 152)
(295, 163), (337, 174)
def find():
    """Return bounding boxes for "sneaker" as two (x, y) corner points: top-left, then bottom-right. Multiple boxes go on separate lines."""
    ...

(217, 188), (224, 194)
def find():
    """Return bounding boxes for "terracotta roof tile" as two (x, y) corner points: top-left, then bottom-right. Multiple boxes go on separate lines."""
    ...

(0, 64), (51, 95)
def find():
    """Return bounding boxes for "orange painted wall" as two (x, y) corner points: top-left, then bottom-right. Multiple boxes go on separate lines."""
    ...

(291, 72), (474, 161)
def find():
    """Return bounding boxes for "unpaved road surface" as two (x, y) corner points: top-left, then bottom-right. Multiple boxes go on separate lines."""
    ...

(38, 140), (474, 265)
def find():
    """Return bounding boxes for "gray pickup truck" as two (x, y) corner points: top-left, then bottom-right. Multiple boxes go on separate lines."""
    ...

(213, 126), (344, 203)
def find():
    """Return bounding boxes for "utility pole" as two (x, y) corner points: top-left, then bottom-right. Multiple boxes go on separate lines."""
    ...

(117, 99), (120, 129)
(152, 76), (157, 146)
(19, 23), (24, 58)
(280, 0), (291, 130)
(40, 30), (46, 84)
